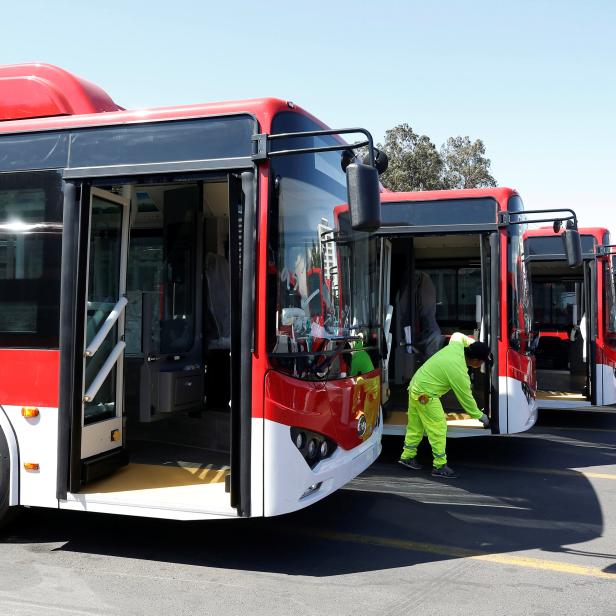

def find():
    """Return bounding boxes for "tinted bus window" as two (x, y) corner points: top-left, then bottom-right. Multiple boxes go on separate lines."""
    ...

(508, 195), (532, 351)
(526, 235), (596, 257)
(0, 171), (63, 347)
(68, 116), (254, 168)
(0, 132), (69, 172)
(382, 198), (498, 227)
(0, 116), (254, 174)
(532, 281), (577, 327)
(418, 267), (481, 324)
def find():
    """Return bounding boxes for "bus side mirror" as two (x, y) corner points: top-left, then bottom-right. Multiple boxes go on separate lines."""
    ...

(346, 162), (381, 232)
(363, 148), (389, 175)
(563, 223), (582, 268)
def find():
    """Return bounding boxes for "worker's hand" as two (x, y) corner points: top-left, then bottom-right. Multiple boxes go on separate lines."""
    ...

(479, 413), (490, 428)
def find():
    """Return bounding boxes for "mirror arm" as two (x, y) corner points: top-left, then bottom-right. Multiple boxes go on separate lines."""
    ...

(598, 244), (616, 256)
(253, 128), (376, 167)
(499, 208), (579, 228)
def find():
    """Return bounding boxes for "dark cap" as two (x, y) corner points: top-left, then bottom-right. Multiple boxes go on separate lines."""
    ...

(465, 341), (493, 365)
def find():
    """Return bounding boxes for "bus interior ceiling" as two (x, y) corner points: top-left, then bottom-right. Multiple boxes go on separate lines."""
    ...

(385, 233), (488, 421)
(529, 260), (588, 401)
(99, 178), (231, 485)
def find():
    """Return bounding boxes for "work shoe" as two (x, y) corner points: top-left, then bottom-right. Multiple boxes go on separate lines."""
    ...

(431, 464), (459, 479)
(398, 458), (423, 470)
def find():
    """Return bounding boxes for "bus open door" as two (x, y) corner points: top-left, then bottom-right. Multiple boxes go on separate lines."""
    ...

(526, 227), (616, 408)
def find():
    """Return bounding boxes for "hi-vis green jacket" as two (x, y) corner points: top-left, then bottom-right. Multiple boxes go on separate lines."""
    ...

(408, 332), (483, 419)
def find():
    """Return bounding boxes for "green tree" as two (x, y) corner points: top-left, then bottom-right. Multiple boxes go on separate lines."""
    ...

(377, 124), (497, 192)
(378, 124), (444, 192)
(440, 136), (496, 189)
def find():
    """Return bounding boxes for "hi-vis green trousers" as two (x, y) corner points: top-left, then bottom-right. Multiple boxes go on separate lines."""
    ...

(401, 394), (447, 468)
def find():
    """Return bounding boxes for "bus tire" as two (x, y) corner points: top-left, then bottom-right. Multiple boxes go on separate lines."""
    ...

(0, 425), (18, 530)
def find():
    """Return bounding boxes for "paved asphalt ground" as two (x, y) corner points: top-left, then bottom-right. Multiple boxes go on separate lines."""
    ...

(1, 407), (616, 616)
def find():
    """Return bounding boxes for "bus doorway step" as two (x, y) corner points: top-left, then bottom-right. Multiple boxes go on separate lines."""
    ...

(445, 413), (484, 429)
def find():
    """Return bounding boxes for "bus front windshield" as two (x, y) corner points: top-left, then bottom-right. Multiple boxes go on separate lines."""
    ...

(267, 122), (380, 381)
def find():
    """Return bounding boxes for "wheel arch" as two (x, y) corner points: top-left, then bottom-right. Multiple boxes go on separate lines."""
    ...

(0, 404), (20, 507)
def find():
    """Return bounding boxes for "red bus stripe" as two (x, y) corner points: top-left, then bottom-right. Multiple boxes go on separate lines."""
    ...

(0, 349), (60, 408)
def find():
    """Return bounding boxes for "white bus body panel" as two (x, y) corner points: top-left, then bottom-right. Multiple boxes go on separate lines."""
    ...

(263, 414), (382, 517)
(250, 417), (265, 517)
(2, 405), (58, 507)
(499, 376), (537, 434)
(60, 469), (238, 520)
(59, 497), (237, 521)
(0, 406), (20, 506)
(599, 363), (616, 406)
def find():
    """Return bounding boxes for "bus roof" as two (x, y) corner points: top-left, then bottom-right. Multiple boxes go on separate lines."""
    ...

(380, 187), (518, 211)
(0, 63), (313, 135)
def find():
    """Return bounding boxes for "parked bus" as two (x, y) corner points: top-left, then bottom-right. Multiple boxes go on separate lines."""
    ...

(525, 226), (616, 407)
(0, 63), (385, 525)
(375, 188), (582, 437)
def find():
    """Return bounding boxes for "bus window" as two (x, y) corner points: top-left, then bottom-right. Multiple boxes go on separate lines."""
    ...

(508, 195), (532, 352)
(268, 114), (380, 380)
(532, 281), (577, 328)
(0, 171), (62, 348)
(458, 268), (482, 322)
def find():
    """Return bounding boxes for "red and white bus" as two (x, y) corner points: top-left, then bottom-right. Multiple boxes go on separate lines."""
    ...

(525, 226), (616, 408)
(0, 63), (385, 524)
(375, 188), (582, 437)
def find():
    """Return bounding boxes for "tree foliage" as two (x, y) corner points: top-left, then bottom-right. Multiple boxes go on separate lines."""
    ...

(378, 124), (496, 192)
(377, 124), (443, 192)
(440, 136), (496, 189)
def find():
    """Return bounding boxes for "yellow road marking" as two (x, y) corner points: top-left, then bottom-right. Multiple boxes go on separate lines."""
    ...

(463, 463), (616, 480)
(301, 529), (616, 580)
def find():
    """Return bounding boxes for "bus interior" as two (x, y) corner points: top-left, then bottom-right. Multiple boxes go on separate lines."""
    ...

(529, 259), (591, 406)
(382, 233), (491, 434)
(75, 177), (237, 515)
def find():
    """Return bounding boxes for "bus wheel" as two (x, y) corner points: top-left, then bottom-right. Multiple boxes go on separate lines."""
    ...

(0, 425), (18, 530)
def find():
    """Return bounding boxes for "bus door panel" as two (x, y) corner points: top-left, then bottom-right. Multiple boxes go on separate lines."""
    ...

(80, 188), (130, 461)
(480, 234), (492, 419)
(584, 260), (598, 404)
(380, 238), (392, 402)
(230, 171), (254, 516)
(489, 232), (501, 433)
(600, 256), (616, 405)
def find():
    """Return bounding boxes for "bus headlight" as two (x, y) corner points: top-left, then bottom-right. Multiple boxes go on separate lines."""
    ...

(294, 431), (306, 449)
(307, 439), (318, 459)
(319, 440), (329, 458)
(290, 427), (337, 469)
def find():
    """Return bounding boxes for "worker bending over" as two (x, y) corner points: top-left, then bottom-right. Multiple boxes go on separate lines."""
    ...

(399, 332), (491, 479)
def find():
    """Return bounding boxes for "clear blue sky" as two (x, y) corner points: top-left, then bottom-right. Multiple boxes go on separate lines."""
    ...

(5, 0), (615, 232)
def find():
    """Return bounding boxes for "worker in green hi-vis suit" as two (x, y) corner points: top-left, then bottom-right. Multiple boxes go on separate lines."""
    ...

(399, 332), (492, 479)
